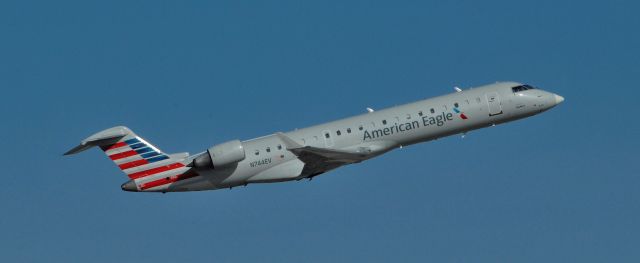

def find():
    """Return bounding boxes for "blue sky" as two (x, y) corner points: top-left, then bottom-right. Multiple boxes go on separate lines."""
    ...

(1, 0), (639, 262)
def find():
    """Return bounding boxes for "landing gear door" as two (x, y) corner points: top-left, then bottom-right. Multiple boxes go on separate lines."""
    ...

(486, 92), (503, 116)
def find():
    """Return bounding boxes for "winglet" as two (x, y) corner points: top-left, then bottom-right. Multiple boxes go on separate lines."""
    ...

(275, 132), (303, 150)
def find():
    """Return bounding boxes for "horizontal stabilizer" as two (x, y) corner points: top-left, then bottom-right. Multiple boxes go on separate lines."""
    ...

(64, 136), (124, 155)
(64, 126), (131, 155)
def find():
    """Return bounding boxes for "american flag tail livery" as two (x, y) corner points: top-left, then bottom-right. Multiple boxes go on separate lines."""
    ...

(64, 126), (198, 192)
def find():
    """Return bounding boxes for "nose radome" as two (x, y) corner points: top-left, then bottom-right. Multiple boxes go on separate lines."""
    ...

(554, 94), (565, 105)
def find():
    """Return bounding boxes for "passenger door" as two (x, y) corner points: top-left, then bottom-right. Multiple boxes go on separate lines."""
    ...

(485, 92), (503, 116)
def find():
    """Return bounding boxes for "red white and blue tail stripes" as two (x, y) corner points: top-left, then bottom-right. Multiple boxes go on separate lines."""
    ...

(101, 135), (197, 191)
(64, 126), (200, 192)
(103, 137), (170, 170)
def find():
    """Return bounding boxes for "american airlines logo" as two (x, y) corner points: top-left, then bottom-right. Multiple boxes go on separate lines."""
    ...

(363, 109), (468, 141)
(453, 107), (468, 120)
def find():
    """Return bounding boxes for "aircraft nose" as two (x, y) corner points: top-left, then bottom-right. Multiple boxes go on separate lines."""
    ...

(553, 94), (565, 105)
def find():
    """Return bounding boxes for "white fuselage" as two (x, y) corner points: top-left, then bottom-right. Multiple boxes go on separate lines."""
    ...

(166, 81), (563, 192)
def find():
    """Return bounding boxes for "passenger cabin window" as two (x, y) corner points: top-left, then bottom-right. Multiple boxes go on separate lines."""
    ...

(266, 147), (271, 153)
(430, 108), (435, 113)
(382, 120), (387, 125)
(418, 111), (423, 116)
(255, 150), (260, 155)
(454, 102), (459, 108)
(337, 130), (342, 136)
(325, 133), (330, 138)
(406, 114), (411, 120)
(359, 125), (363, 131)
(277, 144), (282, 150)
(347, 128), (352, 133)
(512, 84), (535, 93)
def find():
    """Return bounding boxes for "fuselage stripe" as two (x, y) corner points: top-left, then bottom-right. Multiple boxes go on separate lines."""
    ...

(140, 172), (198, 190)
(128, 163), (185, 180)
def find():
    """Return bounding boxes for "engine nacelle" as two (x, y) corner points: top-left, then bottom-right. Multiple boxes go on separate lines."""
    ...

(192, 140), (246, 169)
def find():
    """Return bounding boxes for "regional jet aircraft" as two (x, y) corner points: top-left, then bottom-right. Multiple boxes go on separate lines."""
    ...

(65, 82), (564, 193)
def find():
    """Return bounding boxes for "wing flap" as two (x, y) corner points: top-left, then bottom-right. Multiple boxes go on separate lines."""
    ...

(274, 132), (399, 178)
(275, 132), (367, 163)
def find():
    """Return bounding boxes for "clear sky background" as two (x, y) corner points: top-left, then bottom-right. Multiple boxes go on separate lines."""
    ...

(1, 0), (639, 262)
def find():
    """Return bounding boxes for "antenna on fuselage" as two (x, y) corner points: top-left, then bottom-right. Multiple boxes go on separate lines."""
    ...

(454, 86), (462, 92)
(366, 107), (374, 113)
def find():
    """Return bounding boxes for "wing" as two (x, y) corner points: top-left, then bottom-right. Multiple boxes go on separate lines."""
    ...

(275, 132), (380, 178)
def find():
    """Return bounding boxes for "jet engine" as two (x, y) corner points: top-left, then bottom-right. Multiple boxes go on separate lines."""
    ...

(191, 140), (246, 169)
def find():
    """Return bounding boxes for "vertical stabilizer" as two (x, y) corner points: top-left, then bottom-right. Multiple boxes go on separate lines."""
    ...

(65, 126), (195, 192)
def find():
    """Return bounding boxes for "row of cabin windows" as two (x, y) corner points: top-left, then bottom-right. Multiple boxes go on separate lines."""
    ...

(255, 144), (283, 155)
(260, 97), (487, 150)
(371, 99), (480, 128)
(326, 98), (483, 138)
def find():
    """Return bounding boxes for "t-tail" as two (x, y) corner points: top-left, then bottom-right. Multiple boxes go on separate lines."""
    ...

(64, 126), (196, 192)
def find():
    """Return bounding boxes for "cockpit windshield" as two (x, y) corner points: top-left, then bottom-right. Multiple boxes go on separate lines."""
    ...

(512, 84), (536, 93)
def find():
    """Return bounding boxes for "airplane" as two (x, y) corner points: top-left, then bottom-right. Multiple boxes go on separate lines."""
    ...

(65, 81), (564, 193)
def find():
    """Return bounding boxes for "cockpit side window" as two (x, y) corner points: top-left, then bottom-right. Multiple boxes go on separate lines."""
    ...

(512, 85), (524, 93)
(512, 84), (536, 93)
